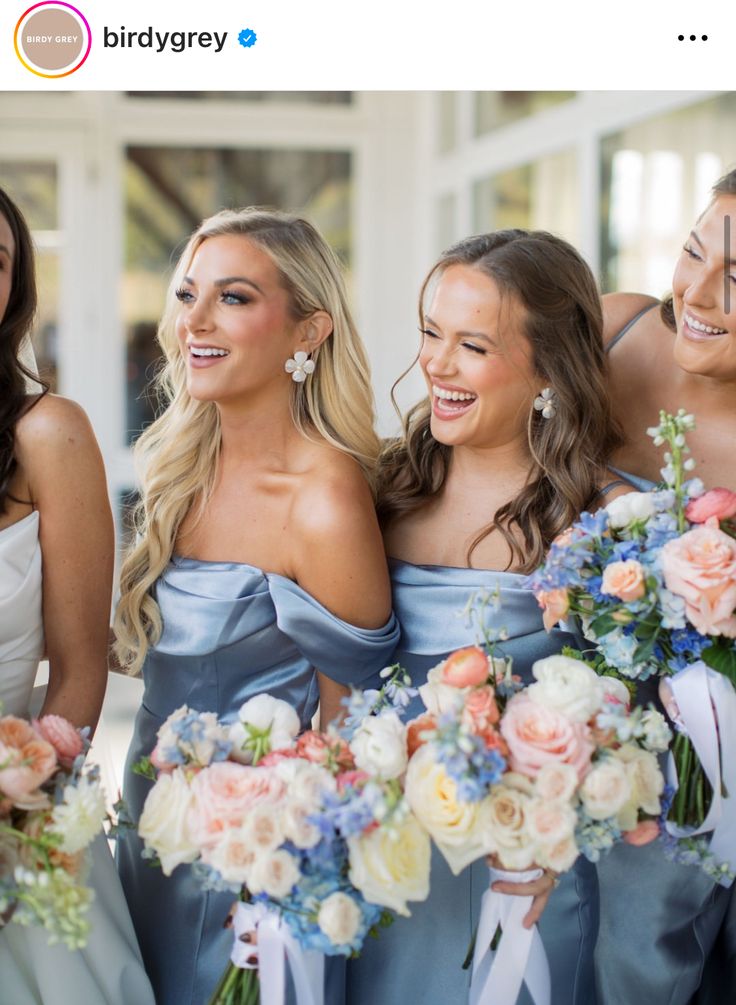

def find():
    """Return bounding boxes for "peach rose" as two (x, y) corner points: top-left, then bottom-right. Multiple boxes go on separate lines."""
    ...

(601, 560), (646, 603)
(33, 715), (84, 769)
(462, 686), (500, 736)
(0, 717), (58, 802)
(441, 647), (490, 688)
(623, 820), (660, 846)
(661, 519), (736, 636)
(296, 731), (353, 771)
(189, 762), (285, 848)
(537, 589), (570, 631)
(336, 769), (370, 793)
(257, 749), (300, 767)
(686, 488), (736, 524)
(500, 694), (594, 781)
(406, 714), (437, 758)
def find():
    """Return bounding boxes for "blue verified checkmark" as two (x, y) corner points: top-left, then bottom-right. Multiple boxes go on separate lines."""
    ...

(238, 28), (257, 48)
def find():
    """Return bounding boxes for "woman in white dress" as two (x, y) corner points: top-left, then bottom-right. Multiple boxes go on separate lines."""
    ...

(0, 186), (154, 1004)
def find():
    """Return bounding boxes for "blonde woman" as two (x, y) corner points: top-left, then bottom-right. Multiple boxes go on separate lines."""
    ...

(114, 209), (398, 1005)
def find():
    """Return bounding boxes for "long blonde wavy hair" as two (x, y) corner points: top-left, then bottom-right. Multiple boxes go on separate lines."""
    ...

(115, 208), (380, 674)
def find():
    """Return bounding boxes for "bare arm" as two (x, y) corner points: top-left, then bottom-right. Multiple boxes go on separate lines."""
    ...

(17, 395), (114, 732)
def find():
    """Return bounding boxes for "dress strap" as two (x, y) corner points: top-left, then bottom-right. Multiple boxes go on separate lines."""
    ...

(605, 302), (659, 353)
(597, 479), (630, 498)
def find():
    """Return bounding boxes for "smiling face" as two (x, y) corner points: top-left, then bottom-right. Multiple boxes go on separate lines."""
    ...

(671, 194), (736, 380)
(175, 234), (302, 406)
(419, 264), (538, 450)
(0, 212), (15, 325)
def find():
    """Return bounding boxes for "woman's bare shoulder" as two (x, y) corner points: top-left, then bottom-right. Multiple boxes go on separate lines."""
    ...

(602, 292), (661, 348)
(15, 393), (96, 451)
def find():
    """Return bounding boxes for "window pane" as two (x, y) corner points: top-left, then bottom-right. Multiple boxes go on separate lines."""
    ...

(124, 146), (352, 444)
(437, 92), (457, 154)
(474, 92), (575, 135)
(0, 161), (60, 390)
(472, 149), (579, 246)
(600, 93), (736, 295)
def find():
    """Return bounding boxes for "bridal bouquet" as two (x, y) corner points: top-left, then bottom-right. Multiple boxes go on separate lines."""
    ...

(0, 711), (106, 948)
(529, 409), (736, 882)
(135, 688), (430, 1005)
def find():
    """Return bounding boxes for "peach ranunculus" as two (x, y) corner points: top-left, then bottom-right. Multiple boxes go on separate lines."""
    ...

(537, 589), (570, 631)
(32, 715), (85, 768)
(188, 761), (285, 849)
(441, 647), (490, 688)
(296, 731), (354, 771)
(661, 518), (736, 636)
(462, 686), (500, 736)
(600, 560), (647, 603)
(406, 714), (437, 758)
(0, 717), (58, 802)
(500, 693), (595, 781)
(685, 488), (736, 524)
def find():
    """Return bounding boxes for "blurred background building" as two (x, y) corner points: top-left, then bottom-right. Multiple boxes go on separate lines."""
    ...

(3, 88), (734, 788)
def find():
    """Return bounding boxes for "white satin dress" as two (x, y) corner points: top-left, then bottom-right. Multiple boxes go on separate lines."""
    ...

(0, 511), (155, 1005)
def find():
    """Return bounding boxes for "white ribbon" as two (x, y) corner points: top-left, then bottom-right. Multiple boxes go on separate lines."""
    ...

(664, 661), (736, 887)
(469, 868), (551, 1005)
(19, 335), (40, 392)
(231, 902), (325, 1005)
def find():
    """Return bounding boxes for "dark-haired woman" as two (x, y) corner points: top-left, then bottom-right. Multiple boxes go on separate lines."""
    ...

(346, 230), (630, 1005)
(594, 170), (736, 1005)
(0, 187), (154, 1004)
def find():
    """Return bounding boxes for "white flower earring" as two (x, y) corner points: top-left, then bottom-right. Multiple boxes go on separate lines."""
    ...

(533, 387), (557, 419)
(285, 351), (315, 383)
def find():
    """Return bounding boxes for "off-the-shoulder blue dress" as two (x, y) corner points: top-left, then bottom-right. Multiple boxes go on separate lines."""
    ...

(345, 560), (599, 1005)
(117, 556), (399, 1005)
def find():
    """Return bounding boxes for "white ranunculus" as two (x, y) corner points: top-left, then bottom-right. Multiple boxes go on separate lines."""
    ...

(605, 492), (656, 530)
(317, 892), (363, 946)
(247, 849), (300, 899)
(348, 811), (430, 916)
(229, 695), (300, 763)
(579, 758), (631, 821)
(404, 744), (494, 874)
(640, 710), (672, 753)
(527, 655), (604, 723)
(50, 776), (106, 854)
(350, 711), (408, 781)
(138, 768), (199, 875)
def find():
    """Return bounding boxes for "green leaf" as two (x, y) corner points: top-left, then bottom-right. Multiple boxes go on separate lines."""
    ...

(588, 613), (619, 638)
(132, 756), (156, 780)
(701, 644), (736, 687)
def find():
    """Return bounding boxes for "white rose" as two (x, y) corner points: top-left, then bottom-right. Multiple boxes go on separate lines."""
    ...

(248, 849), (300, 899)
(641, 710), (672, 753)
(351, 712), (408, 781)
(50, 776), (106, 854)
(528, 655), (604, 723)
(579, 758), (631, 821)
(484, 782), (537, 870)
(405, 745), (494, 875)
(605, 492), (655, 530)
(282, 801), (322, 849)
(348, 812), (430, 916)
(525, 798), (577, 847)
(615, 744), (664, 827)
(274, 759), (336, 801)
(239, 804), (284, 854)
(534, 763), (579, 804)
(229, 695), (300, 764)
(418, 665), (467, 716)
(317, 892), (363, 946)
(138, 768), (199, 875)
(537, 835), (580, 873)
(202, 828), (255, 885)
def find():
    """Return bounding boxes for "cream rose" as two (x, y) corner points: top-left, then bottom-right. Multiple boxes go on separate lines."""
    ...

(526, 798), (577, 847)
(527, 655), (604, 723)
(483, 782), (537, 870)
(239, 804), (285, 854)
(350, 711), (408, 781)
(534, 763), (579, 803)
(202, 827), (256, 885)
(418, 665), (467, 716)
(139, 768), (199, 875)
(405, 745), (495, 874)
(537, 835), (580, 873)
(579, 758), (631, 821)
(317, 892), (363, 946)
(247, 849), (300, 899)
(348, 812), (430, 916)
(614, 744), (664, 828)
(282, 801), (322, 849)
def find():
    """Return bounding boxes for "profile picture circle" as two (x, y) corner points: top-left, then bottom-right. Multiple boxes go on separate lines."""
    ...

(15, 2), (91, 78)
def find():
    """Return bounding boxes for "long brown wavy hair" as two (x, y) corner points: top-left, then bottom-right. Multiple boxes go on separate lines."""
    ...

(0, 187), (47, 514)
(378, 229), (623, 573)
(661, 166), (736, 331)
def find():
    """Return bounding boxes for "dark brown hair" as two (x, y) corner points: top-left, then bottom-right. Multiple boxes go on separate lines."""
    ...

(0, 187), (47, 514)
(661, 166), (736, 331)
(378, 229), (623, 573)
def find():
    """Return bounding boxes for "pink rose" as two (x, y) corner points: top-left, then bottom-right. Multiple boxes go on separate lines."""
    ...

(33, 715), (84, 769)
(295, 731), (354, 771)
(336, 769), (370, 792)
(257, 748), (300, 767)
(601, 560), (646, 603)
(441, 647), (489, 688)
(0, 717), (58, 802)
(188, 762), (285, 848)
(623, 820), (660, 846)
(537, 589), (570, 631)
(462, 687), (500, 735)
(661, 519), (736, 636)
(500, 694), (594, 781)
(686, 488), (736, 524)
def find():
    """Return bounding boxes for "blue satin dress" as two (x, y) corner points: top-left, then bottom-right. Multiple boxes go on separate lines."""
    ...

(117, 556), (399, 1005)
(345, 560), (599, 1005)
(593, 469), (734, 1003)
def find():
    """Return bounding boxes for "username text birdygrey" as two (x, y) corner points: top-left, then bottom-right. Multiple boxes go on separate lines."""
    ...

(103, 27), (228, 54)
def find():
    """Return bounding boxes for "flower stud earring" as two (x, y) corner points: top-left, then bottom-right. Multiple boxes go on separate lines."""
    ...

(533, 387), (556, 419)
(285, 351), (315, 383)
